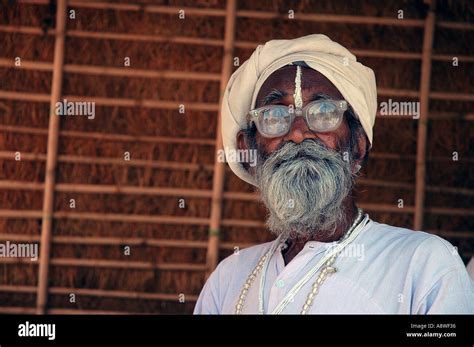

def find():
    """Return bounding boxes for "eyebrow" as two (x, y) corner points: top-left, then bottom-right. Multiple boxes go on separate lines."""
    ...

(309, 93), (333, 101)
(261, 89), (288, 106)
(260, 91), (335, 107)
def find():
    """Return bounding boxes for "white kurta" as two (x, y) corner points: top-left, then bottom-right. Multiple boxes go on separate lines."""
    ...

(194, 219), (474, 314)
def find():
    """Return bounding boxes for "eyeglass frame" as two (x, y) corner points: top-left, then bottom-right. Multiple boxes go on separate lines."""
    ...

(247, 99), (348, 138)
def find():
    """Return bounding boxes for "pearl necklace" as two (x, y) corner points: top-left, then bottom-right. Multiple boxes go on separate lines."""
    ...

(235, 209), (367, 314)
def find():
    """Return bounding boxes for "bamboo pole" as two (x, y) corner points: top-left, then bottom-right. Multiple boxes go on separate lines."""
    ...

(63, 63), (221, 81)
(0, 233), (256, 250)
(2, 49), (471, 69)
(0, 205), (473, 228)
(52, 211), (210, 225)
(36, 0), (67, 315)
(0, 90), (50, 102)
(0, 233), (208, 247)
(237, 10), (425, 27)
(0, 124), (217, 146)
(69, 29), (225, 46)
(0, 257), (207, 271)
(2, 148), (473, 166)
(0, 209), (43, 218)
(49, 287), (199, 301)
(2, 32), (473, 63)
(59, 130), (216, 146)
(16, 0), (474, 30)
(0, 307), (37, 314)
(58, 154), (215, 171)
(2, 89), (473, 109)
(1, 176), (474, 200)
(377, 88), (420, 98)
(46, 308), (130, 315)
(1, 150), (473, 176)
(0, 306), (139, 315)
(414, 1), (436, 231)
(206, 0), (237, 275)
(0, 285), (38, 293)
(0, 284), (199, 301)
(50, 258), (207, 271)
(0, 150), (215, 171)
(0, 90), (220, 111)
(437, 21), (474, 30)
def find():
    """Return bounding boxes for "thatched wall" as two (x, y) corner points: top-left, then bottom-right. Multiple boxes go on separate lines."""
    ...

(0, 0), (472, 314)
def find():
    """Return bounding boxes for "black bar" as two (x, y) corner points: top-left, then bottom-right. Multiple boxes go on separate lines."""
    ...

(0, 314), (472, 345)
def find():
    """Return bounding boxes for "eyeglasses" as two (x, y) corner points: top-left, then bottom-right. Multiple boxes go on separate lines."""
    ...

(248, 100), (348, 138)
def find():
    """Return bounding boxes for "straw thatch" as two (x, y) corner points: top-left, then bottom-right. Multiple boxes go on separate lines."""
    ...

(0, 0), (472, 314)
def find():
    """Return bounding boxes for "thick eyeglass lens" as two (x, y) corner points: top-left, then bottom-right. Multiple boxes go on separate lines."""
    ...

(256, 107), (291, 137)
(306, 101), (343, 132)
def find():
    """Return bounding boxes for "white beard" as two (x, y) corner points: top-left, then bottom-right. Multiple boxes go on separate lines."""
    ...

(256, 140), (354, 240)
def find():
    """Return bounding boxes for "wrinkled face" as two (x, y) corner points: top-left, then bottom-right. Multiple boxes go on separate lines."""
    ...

(254, 65), (352, 155)
(239, 65), (364, 240)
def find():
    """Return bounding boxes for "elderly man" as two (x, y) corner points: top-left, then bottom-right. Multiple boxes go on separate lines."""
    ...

(194, 34), (474, 314)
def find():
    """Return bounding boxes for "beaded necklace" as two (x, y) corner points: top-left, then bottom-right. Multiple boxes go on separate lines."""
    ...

(235, 209), (368, 314)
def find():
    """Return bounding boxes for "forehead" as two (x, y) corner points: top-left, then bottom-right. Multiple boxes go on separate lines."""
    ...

(256, 65), (344, 106)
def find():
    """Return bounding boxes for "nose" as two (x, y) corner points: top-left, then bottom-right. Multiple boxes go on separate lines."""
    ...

(282, 116), (317, 144)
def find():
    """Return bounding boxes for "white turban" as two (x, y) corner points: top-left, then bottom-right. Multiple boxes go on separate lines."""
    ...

(221, 34), (377, 186)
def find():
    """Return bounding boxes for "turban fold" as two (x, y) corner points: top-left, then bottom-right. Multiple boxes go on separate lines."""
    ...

(221, 34), (377, 186)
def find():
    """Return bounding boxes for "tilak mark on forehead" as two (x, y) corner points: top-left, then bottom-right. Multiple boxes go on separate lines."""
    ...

(293, 65), (303, 109)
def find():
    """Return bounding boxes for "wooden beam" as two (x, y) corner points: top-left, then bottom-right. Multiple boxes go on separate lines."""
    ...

(437, 21), (474, 30)
(63, 63), (221, 81)
(0, 124), (216, 146)
(0, 233), (257, 251)
(68, 29), (224, 45)
(0, 206), (473, 229)
(0, 90), (219, 111)
(0, 90), (50, 102)
(414, 1), (436, 231)
(2, 89), (472, 108)
(46, 308), (130, 315)
(206, 0), (236, 275)
(1, 150), (473, 175)
(0, 150), (215, 171)
(36, 0), (67, 315)
(0, 257), (208, 271)
(52, 211), (210, 225)
(0, 307), (37, 314)
(237, 10), (424, 27)
(15, 1), (420, 26)
(17, 0), (473, 31)
(0, 285), (200, 302)
(0, 57), (220, 81)
(1, 178), (474, 199)
(2, 31), (473, 63)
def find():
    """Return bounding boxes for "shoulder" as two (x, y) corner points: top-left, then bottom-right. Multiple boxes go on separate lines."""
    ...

(363, 220), (466, 280)
(214, 240), (275, 278)
(195, 240), (275, 313)
(359, 220), (473, 313)
(365, 220), (451, 251)
(213, 241), (277, 293)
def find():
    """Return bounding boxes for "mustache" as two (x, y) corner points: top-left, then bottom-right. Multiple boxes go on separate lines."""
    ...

(255, 138), (354, 239)
(262, 139), (345, 171)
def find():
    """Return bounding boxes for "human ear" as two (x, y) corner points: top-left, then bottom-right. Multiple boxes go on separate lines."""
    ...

(236, 129), (256, 175)
(237, 130), (249, 152)
(352, 131), (369, 174)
